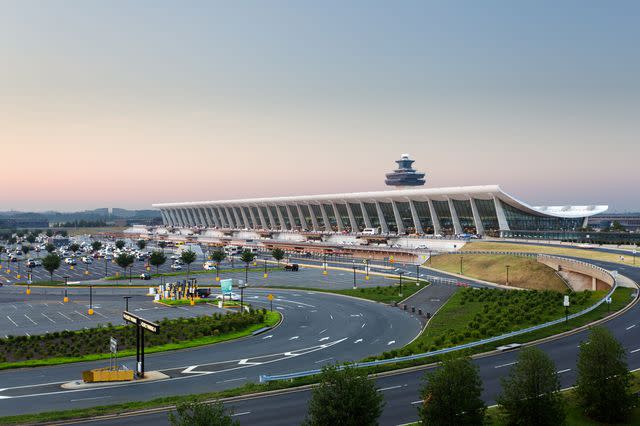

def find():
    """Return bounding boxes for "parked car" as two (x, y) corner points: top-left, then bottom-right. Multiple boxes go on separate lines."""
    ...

(215, 292), (240, 301)
(196, 288), (211, 298)
(170, 263), (182, 270)
(81, 257), (93, 264)
(140, 273), (151, 280)
(203, 262), (217, 270)
(64, 258), (77, 265)
(283, 263), (299, 271)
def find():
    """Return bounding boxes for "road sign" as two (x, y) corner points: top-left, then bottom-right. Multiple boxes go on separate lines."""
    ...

(123, 311), (160, 334)
(110, 337), (118, 353)
(220, 278), (233, 294)
(267, 294), (274, 301)
(563, 295), (570, 307)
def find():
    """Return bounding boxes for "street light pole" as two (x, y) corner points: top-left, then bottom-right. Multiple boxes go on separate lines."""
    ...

(63, 275), (69, 302)
(323, 254), (328, 275)
(88, 285), (94, 315)
(416, 264), (420, 284)
(352, 264), (357, 289)
(263, 259), (268, 279)
(123, 296), (132, 312)
(398, 271), (404, 297)
(239, 283), (246, 313)
(365, 259), (369, 281)
(506, 265), (510, 286)
(459, 256), (463, 275)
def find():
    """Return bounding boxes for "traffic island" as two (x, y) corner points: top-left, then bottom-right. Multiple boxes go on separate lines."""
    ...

(62, 370), (169, 389)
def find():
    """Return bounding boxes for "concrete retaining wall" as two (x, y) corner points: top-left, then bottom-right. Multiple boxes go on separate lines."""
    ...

(537, 254), (614, 291)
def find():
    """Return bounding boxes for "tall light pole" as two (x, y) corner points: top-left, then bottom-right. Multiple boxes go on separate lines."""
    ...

(398, 271), (404, 297)
(506, 264), (510, 286)
(352, 263), (357, 290)
(239, 282), (247, 313)
(63, 275), (69, 302)
(416, 264), (420, 284)
(88, 285), (94, 315)
(459, 256), (463, 275)
(263, 259), (268, 279)
(123, 295), (132, 312)
(323, 254), (328, 275)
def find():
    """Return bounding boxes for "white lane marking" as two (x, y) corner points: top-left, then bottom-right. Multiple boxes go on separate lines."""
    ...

(494, 362), (518, 369)
(25, 332), (30, 337)
(361, 323), (366, 328)
(379, 385), (403, 392)
(626, 324), (636, 330)
(557, 368), (571, 374)
(411, 400), (423, 405)
(231, 411), (251, 417)
(319, 329), (327, 334)
(238, 359), (262, 366)
(74, 310), (89, 320)
(289, 336), (299, 340)
(631, 348), (640, 354)
(387, 340), (396, 346)
(24, 314), (37, 325)
(318, 337), (330, 342)
(354, 338), (363, 343)
(181, 366), (199, 374)
(220, 377), (246, 383)
(70, 396), (110, 402)
(330, 314), (333, 320)
(276, 307), (284, 311)
(95, 310), (108, 318)
(41, 313), (56, 323)
(314, 357), (334, 364)
(58, 312), (72, 321)
(350, 314), (362, 317)
(26, 303), (33, 308)
(261, 335), (273, 340)
(6, 316), (18, 327)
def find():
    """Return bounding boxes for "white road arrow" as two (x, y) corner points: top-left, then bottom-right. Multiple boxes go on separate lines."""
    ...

(387, 340), (396, 346)
(289, 336), (299, 340)
(238, 359), (262, 366)
(354, 339), (363, 344)
(262, 335), (273, 340)
(318, 337), (330, 342)
(181, 366), (201, 374)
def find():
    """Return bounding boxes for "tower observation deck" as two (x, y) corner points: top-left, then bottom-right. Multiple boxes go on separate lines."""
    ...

(385, 154), (426, 187)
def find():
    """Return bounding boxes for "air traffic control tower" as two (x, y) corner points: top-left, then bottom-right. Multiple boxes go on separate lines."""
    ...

(385, 154), (426, 188)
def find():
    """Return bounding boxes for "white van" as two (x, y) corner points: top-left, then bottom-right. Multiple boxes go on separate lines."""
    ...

(224, 245), (241, 256)
(361, 228), (379, 235)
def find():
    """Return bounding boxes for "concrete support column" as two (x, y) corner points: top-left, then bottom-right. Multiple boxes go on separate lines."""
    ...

(217, 207), (228, 228)
(426, 199), (442, 235)
(447, 198), (463, 235)
(276, 206), (287, 230)
(166, 209), (177, 227)
(320, 205), (332, 232)
(375, 202), (389, 234)
(308, 204), (320, 231)
(201, 207), (213, 227)
(208, 207), (220, 228)
(240, 207), (250, 229)
(266, 205), (277, 229)
(492, 196), (510, 231)
(391, 201), (405, 234)
(232, 207), (243, 229)
(224, 207), (236, 228)
(408, 200), (424, 234)
(469, 198), (485, 235)
(345, 203), (359, 232)
(195, 207), (206, 227)
(248, 207), (259, 229)
(257, 205), (268, 229)
(285, 205), (297, 230)
(296, 204), (308, 230)
(592, 277), (597, 291)
(178, 209), (189, 227)
(171, 209), (182, 227)
(160, 210), (170, 226)
(360, 202), (372, 228)
(331, 203), (344, 231)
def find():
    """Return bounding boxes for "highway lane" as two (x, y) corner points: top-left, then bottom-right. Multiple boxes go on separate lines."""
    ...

(63, 259), (639, 426)
(0, 288), (422, 416)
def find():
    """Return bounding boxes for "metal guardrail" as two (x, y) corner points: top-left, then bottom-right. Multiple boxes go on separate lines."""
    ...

(259, 256), (620, 383)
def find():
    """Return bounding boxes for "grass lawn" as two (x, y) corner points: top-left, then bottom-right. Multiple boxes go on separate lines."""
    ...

(373, 286), (634, 360)
(0, 311), (280, 370)
(268, 280), (427, 304)
(157, 298), (210, 306)
(428, 253), (567, 291)
(485, 370), (640, 425)
(104, 267), (279, 281)
(464, 241), (639, 267)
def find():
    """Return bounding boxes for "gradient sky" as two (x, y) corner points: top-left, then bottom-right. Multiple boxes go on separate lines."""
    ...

(1, 1), (638, 212)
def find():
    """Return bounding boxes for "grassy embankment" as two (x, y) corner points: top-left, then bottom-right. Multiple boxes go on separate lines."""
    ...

(374, 286), (634, 360)
(428, 253), (567, 291)
(464, 241), (639, 267)
(0, 310), (280, 370)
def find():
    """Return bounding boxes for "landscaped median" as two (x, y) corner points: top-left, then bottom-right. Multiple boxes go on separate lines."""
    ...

(103, 266), (280, 281)
(0, 310), (280, 370)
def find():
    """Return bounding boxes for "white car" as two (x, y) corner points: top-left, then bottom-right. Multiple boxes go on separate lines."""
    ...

(215, 292), (240, 301)
(170, 263), (182, 270)
(203, 262), (216, 271)
(81, 257), (93, 264)
(64, 257), (77, 265)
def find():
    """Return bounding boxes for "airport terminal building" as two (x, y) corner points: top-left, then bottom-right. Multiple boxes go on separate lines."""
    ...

(152, 156), (608, 240)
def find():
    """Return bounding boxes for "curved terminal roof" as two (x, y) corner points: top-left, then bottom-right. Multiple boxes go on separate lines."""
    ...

(153, 185), (607, 219)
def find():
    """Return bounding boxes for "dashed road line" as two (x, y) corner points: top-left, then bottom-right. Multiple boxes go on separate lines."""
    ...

(494, 362), (518, 369)
(41, 313), (56, 323)
(6, 316), (18, 327)
(24, 314), (37, 325)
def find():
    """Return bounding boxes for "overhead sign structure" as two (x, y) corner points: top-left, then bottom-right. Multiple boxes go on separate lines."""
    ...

(220, 278), (233, 294)
(122, 311), (160, 378)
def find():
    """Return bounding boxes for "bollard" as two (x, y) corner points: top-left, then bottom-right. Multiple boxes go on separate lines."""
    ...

(426, 312), (431, 319)
(403, 304), (407, 311)
(411, 307), (415, 313)
(418, 309), (422, 316)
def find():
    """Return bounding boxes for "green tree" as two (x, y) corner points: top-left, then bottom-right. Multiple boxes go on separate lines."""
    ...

(168, 399), (238, 426)
(115, 240), (126, 250)
(210, 249), (226, 280)
(115, 253), (135, 284)
(58, 230), (68, 237)
(26, 234), (37, 244)
(45, 229), (53, 237)
(304, 365), (384, 426)
(240, 249), (256, 283)
(575, 326), (636, 423)
(149, 250), (167, 275)
(91, 241), (103, 252)
(271, 248), (285, 265)
(497, 347), (564, 425)
(22, 245), (31, 257)
(45, 243), (56, 253)
(419, 357), (485, 426)
(42, 253), (61, 283)
(137, 239), (147, 250)
(180, 249), (197, 282)
(68, 243), (80, 256)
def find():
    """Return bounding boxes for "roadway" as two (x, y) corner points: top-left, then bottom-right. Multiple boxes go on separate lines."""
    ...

(59, 259), (640, 426)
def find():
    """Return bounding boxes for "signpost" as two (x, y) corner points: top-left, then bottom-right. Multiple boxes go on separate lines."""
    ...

(563, 295), (570, 322)
(109, 337), (118, 370)
(267, 293), (274, 312)
(122, 311), (160, 378)
(220, 278), (233, 304)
